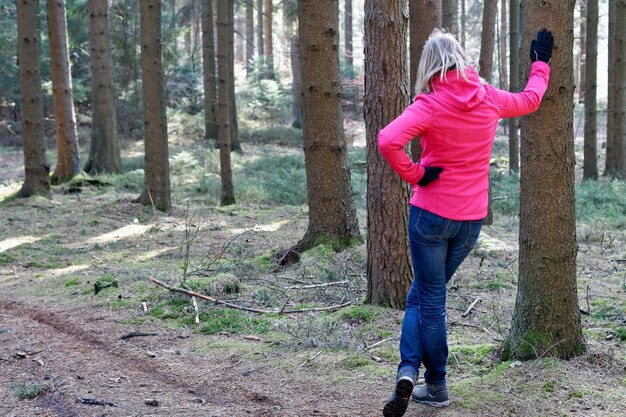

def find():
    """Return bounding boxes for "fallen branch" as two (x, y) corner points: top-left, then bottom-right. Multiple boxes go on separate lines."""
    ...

(148, 276), (351, 315)
(120, 332), (159, 340)
(299, 350), (322, 367)
(363, 337), (393, 351)
(77, 397), (116, 407)
(284, 280), (349, 290)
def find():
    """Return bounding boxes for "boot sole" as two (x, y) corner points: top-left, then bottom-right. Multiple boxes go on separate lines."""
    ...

(383, 379), (413, 417)
(413, 398), (450, 408)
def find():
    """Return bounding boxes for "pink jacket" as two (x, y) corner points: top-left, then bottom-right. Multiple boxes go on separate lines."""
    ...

(378, 61), (550, 220)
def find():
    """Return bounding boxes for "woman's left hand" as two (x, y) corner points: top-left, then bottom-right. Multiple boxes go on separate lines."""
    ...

(417, 166), (443, 187)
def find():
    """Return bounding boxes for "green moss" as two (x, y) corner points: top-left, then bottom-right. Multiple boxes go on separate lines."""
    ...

(64, 277), (80, 287)
(543, 381), (556, 392)
(568, 390), (584, 399)
(197, 309), (273, 336)
(449, 343), (496, 365)
(12, 382), (48, 400)
(0, 252), (17, 265)
(510, 329), (551, 359)
(337, 305), (380, 323)
(339, 354), (372, 369)
(616, 327), (626, 341)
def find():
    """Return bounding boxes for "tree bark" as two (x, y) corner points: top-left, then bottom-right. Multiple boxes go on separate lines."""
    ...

(138, 0), (171, 212)
(479, 0), (498, 82)
(217, 0), (236, 205)
(16, 0), (50, 198)
(578, 0), (587, 103)
(613, 0), (626, 179)
(256, 0), (263, 63)
(344, 0), (354, 77)
(263, 0), (275, 79)
(47, 0), (80, 184)
(508, 0), (520, 173)
(85, 0), (121, 174)
(442, 0), (458, 35)
(460, 0), (466, 48)
(365, 0), (413, 309)
(604, 0), (616, 176)
(294, 0), (361, 253)
(582, 0), (598, 180)
(499, 0), (508, 90)
(509, 0), (585, 360)
(409, 0), (442, 162)
(202, 0), (219, 142)
(284, 1), (302, 128)
(229, 0), (241, 152)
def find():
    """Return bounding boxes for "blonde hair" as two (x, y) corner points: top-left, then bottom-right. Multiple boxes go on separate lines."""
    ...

(415, 29), (477, 95)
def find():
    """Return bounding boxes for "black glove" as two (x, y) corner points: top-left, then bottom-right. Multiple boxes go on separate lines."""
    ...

(530, 29), (554, 63)
(417, 166), (443, 187)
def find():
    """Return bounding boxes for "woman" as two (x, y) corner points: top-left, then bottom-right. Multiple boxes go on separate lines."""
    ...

(380, 28), (553, 417)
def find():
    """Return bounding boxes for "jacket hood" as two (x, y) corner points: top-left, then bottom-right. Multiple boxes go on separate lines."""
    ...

(429, 67), (486, 111)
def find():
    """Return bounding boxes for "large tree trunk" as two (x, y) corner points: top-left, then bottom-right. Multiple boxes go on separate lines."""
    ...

(344, 0), (354, 77)
(85, 0), (121, 174)
(47, 0), (80, 184)
(499, 0), (508, 90)
(613, 0), (626, 179)
(245, 0), (254, 75)
(442, 0), (458, 35)
(217, 0), (235, 205)
(16, 0), (50, 198)
(582, 0), (598, 180)
(578, 0), (587, 103)
(202, 0), (219, 142)
(293, 0), (360, 255)
(508, 0), (520, 173)
(138, 0), (171, 212)
(284, 1), (302, 128)
(409, 0), (442, 162)
(263, 0), (275, 79)
(509, 0), (585, 360)
(364, 0), (412, 309)
(604, 1), (616, 177)
(228, 0), (241, 152)
(479, 0), (498, 82)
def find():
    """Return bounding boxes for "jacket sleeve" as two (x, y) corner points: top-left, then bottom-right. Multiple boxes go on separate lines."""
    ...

(493, 61), (550, 118)
(377, 97), (433, 185)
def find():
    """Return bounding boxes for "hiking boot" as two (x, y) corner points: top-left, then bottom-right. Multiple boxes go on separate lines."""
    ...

(383, 369), (417, 417)
(412, 382), (450, 407)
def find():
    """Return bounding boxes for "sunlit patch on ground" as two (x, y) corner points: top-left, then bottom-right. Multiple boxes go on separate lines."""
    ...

(42, 264), (90, 279)
(0, 235), (43, 253)
(85, 224), (154, 245)
(229, 219), (290, 235)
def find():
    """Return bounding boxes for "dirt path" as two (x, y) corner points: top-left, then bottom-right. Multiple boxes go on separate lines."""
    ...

(0, 295), (397, 417)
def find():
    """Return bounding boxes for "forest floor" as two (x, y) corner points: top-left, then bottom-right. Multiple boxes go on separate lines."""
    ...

(1, 117), (625, 417)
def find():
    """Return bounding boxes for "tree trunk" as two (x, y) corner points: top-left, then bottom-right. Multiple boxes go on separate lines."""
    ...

(460, 0), (466, 48)
(344, 0), (354, 77)
(263, 0), (275, 79)
(409, 0), (442, 162)
(138, 0), (171, 212)
(284, 1), (302, 128)
(578, 0), (587, 103)
(85, 0), (121, 174)
(293, 0), (361, 255)
(442, 0), (458, 35)
(229, 0), (241, 152)
(479, 0), (498, 82)
(47, 0), (80, 184)
(234, 3), (244, 63)
(499, 0), (508, 90)
(365, 0), (413, 309)
(256, 0), (263, 61)
(508, 0), (520, 173)
(16, 0), (50, 198)
(604, 0), (616, 176)
(613, 1), (626, 179)
(217, 0), (236, 205)
(245, 0), (254, 75)
(582, 0), (598, 180)
(202, 0), (219, 142)
(509, 0), (585, 360)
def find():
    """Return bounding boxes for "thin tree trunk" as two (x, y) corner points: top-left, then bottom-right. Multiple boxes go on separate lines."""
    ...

(365, 0), (412, 309)
(293, 0), (361, 255)
(461, 0), (466, 48)
(229, 0), (241, 152)
(245, 0), (254, 75)
(138, 0), (171, 212)
(256, 0), (264, 74)
(604, 0), (616, 176)
(442, 0), (458, 35)
(234, 3), (244, 63)
(263, 0), (275, 79)
(85, 0), (121, 174)
(284, 1), (302, 128)
(583, 0), (598, 180)
(47, 0), (80, 184)
(217, 0), (235, 205)
(579, 0), (587, 103)
(344, 0), (354, 77)
(614, 0), (626, 178)
(202, 0), (219, 142)
(479, 0), (498, 82)
(16, 0), (50, 198)
(509, 0), (585, 360)
(508, 0), (520, 174)
(410, 0), (442, 162)
(499, 0), (508, 90)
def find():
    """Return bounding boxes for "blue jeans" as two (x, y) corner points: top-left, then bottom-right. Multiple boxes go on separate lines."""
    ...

(398, 205), (483, 384)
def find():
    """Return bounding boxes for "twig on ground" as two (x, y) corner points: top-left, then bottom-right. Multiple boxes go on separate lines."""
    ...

(284, 280), (349, 290)
(192, 296), (200, 324)
(299, 350), (322, 367)
(77, 397), (117, 407)
(120, 332), (159, 340)
(363, 337), (393, 351)
(462, 297), (480, 317)
(149, 276), (351, 314)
